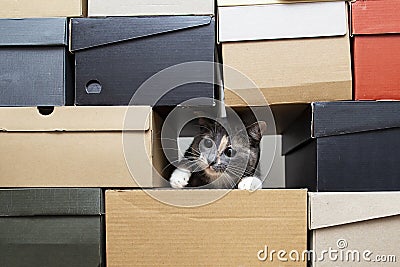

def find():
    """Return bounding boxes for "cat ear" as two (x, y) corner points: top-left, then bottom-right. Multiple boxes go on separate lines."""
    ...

(246, 121), (267, 143)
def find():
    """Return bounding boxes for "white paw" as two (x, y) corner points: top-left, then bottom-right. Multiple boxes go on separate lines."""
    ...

(238, 177), (263, 191)
(169, 168), (191, 189)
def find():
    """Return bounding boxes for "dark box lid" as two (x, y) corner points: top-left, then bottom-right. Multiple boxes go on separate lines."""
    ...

(0, 18), (67, 46)
(283, 101), (400, 154)
(0, 188), (103, 216)
(70, 16), (212, 51)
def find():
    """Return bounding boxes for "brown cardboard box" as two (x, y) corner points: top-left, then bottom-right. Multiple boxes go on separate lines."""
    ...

(0, 0), (87, 18)
(309, 192), (400, 266)
(219, 1), (352, 106)
(0, 106), (167, 187)
(88, 0), (214, 16)
(106, 189), (307, 266)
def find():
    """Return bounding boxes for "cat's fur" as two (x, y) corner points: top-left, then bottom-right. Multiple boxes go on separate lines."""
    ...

(169, 118), (266, 189)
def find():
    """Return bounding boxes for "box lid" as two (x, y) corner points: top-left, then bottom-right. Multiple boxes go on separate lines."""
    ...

(0, 106), (151, 132)
(70, 16), (212, 51)
(312, 101), (400, 138)
(282, 101), (400, 154)
(218, 0), (342, 6)
(218, 1), (347, 42)
(88, 0), (214, 16)
(0, 0), (86, 18)
(0, 18), (67, 46)
(352, 0), (400, 35)
(309, 192), (400, 230)
(0, 188), (103, 216)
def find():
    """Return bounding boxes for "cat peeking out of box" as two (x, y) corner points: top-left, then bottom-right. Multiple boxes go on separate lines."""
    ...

(169, 118), (266, 190)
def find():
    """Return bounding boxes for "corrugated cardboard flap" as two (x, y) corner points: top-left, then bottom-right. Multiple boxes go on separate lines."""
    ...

(309, 192), (400, 230)
(0, 106), (151, 132)
(0, 188), (103, 216)
(0, 18), (67, 46)
(352, 0), (400, 35)
(312, 101), (400, 138)
(70, 16), (212, 51)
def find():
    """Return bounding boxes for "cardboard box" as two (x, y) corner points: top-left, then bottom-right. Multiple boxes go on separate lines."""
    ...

(309, 192), (400, 266)
(219, 1), (352, 106)
(0, 18), (72, 106)
(88, 0), (214, 16)
(70, 16), (215, 106)
(106, 189), (307, 266)
(0, 106), (167, 187)
(352, 0), (400, 100)
(0, 188), (103, 267)
(155, 103), (309, 188)
(0, 0), (86, 18)
(283, 101), (400, 191)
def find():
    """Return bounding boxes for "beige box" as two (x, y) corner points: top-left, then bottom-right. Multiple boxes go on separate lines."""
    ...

(0, 0), (87, 18)
(220, 1), (352, 106)
(106, 189), (307, 266)
(88, 0), (214, 16)
(309, 192), (400, 266)
(0, 106), (167, 187)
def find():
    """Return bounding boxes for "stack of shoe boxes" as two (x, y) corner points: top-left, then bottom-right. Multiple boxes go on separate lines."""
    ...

(282, 1), (400, 265)
(0, 1), (104, 266)
(218, 0), (352, 106)
(2, 0), (398, 266)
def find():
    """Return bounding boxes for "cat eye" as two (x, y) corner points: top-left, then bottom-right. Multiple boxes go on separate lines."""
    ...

(204, 138), (213, 148)
(224, 147), (236, 158)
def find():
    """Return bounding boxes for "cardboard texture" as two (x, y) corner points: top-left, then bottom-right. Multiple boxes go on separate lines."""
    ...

(0, 106), (167, 188)
(106, 189), (307, 266)
(352, 0), (400, 100)
(222, 35), (352, 106)
(309, 192), (400, 266)
(71, 16), (215, 106)
(218, 1), (347, 42)
(283, 101), (400, 191)
(220, 1), (351, 106)
(0, 188), (103, 267)
(88, 0), (214, 16)
(0, 18), (72, 106)
(0, 0), (87, 18)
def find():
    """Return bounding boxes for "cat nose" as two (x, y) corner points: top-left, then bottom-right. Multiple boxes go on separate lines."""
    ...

(210, 161), (225, 172)
(211, 164), (223, 171)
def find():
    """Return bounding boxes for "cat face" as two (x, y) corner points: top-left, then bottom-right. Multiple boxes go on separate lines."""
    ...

(188, 118), (266, 184)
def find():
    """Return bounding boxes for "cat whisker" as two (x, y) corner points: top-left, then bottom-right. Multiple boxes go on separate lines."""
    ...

(156, 137), (179, 142)
(160, 159), (184, 173)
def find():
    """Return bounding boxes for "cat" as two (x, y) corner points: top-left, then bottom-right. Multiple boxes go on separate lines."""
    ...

(169, 118), (266, 190)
